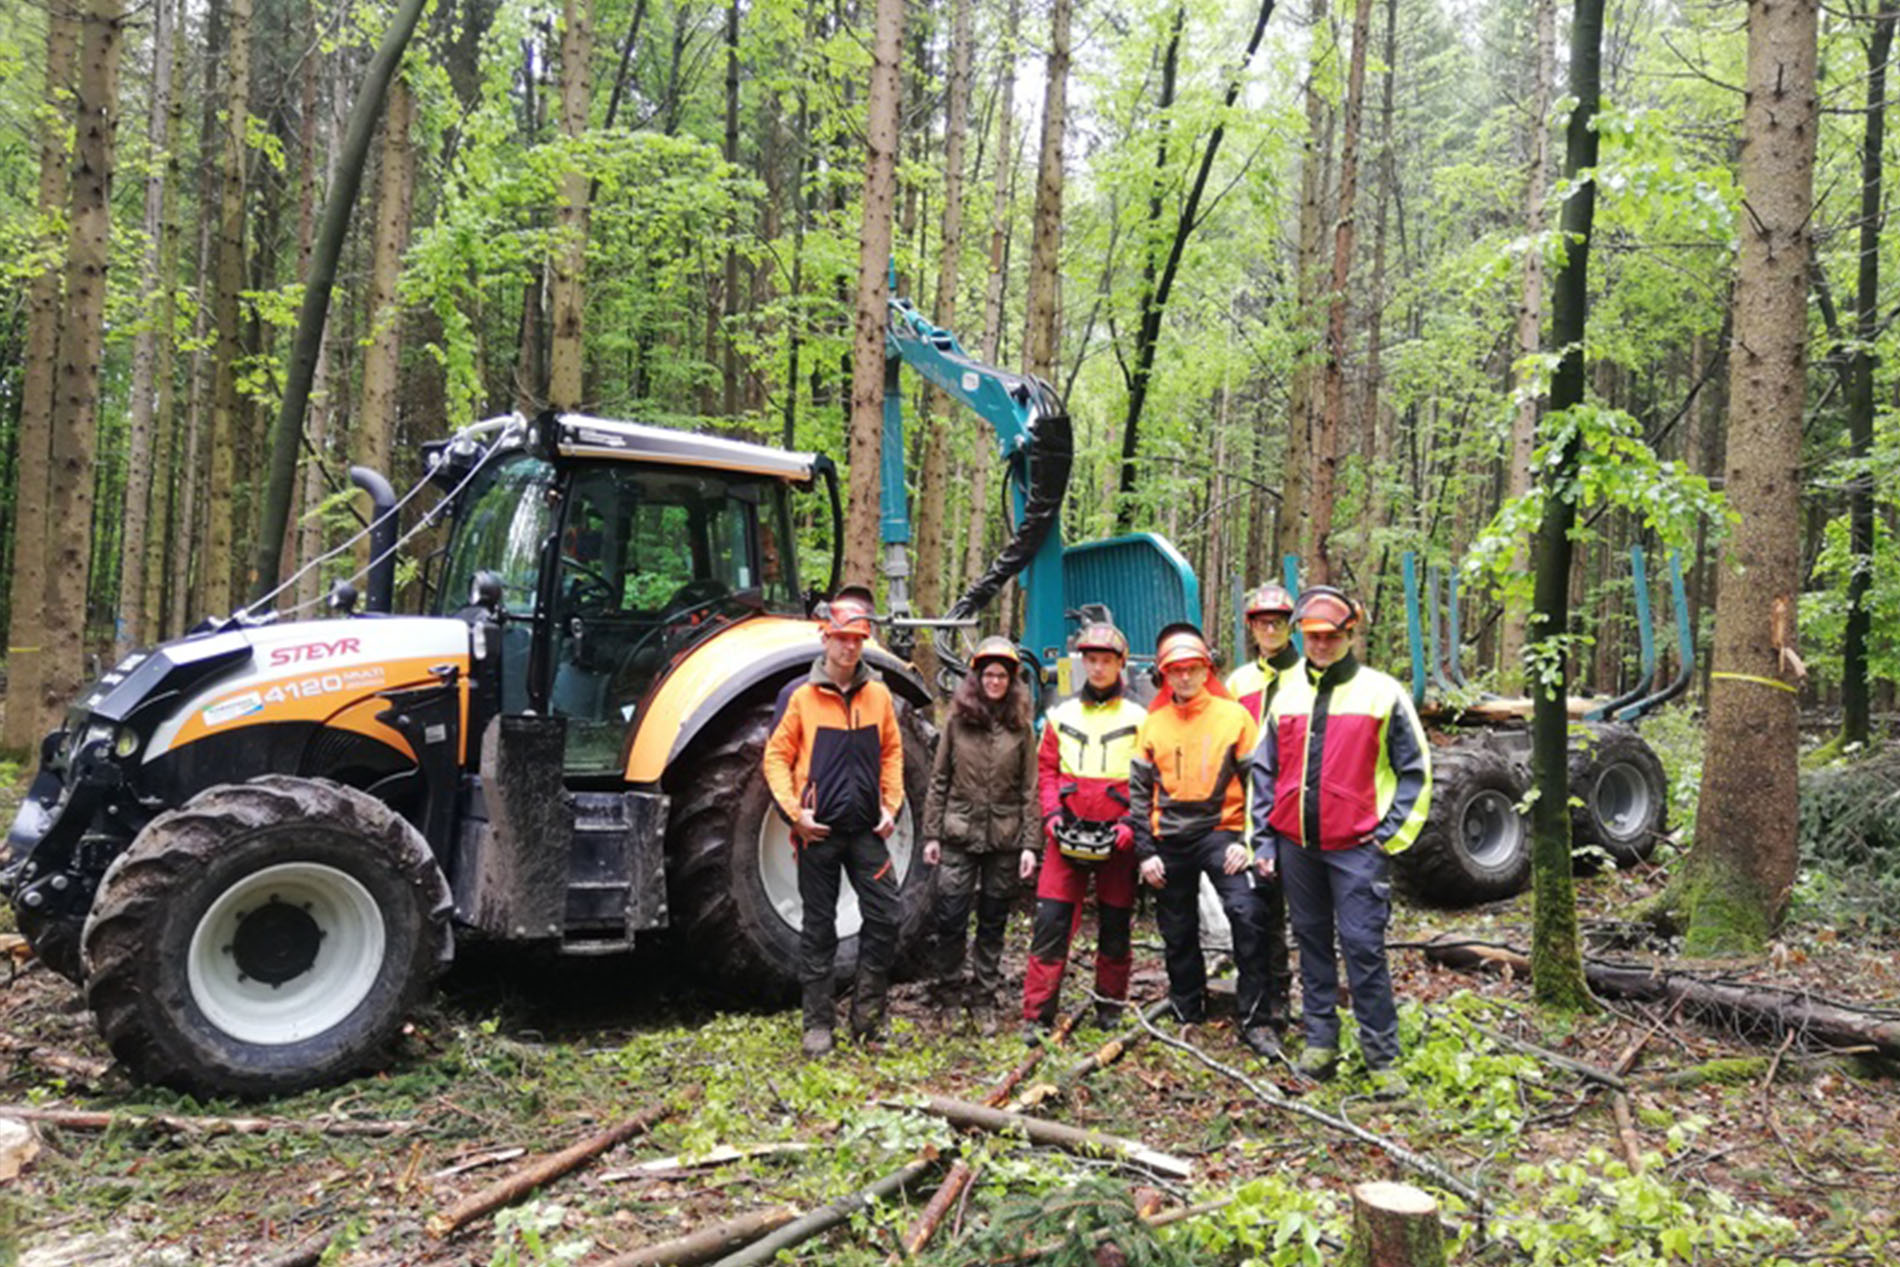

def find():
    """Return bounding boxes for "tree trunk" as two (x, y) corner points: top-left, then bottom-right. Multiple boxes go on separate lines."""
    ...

(1343, 1181), (1446, 1267)
(296, 50), (345, 611)
(1684, 0), (1817, 954)
(1527, 0), (1604, 1011)
(1, 9), (78, 751)
(966, 0), (1020, 591)
(204, 0), (252, 616)
(721, 0), (741, 421)
(144, 15), (188, 636)
(1357, 0), (1397, 586)
(41, 0), (125, 725)
(1501, 0), (1554, 688)
(1842, 0), (1894, 748)
(843, 0), (905, 585)
(1021, 0), (1071, 381)
(1312, 0), (1373, 586)
(356, 74), (416, 557)
(549, 0), (592, 411)
(1282, 0), (1333, 564)
(115, 0), (175, 658)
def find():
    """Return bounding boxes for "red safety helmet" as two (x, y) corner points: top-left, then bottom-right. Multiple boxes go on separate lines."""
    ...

(1292, 586), (1362, 634)
(1073, 621), (1129, 660)
(1155, 627), (1214, 671)
(1245, 583), (1296, 618)
(971, 635), (1019, 675)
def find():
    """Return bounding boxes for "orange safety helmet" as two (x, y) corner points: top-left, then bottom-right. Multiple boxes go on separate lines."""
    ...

(1073, 621), (1130, 660)
(1292, 586), (1362, 634)
(971, 635), (1019, 675)
(821, 585), (876, 637)
(1155, 627), (1214, 671)
(1244, 582), (1296, 618)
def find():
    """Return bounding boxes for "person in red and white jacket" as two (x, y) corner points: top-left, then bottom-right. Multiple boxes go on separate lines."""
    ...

(1019, 621), (1146, 1037)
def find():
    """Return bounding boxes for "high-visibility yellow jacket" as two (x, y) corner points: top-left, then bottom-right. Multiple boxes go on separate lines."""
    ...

(1250, 653), (1431, 853)
(1225, 645), (1302, 723)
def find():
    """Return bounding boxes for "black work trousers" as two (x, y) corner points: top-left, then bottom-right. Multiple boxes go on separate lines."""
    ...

(797, 829), (901, 1034)
(1152, 828), (1275, 1027)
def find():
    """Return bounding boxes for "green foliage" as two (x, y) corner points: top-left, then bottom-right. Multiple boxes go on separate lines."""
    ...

(1801, 515), (1900, 693)
(488, 1201), (591, 1267)
(1170, 1176), (1345, 1267)
(917, 1179), (1194, 1267)
(1499, 1150), (1801, 1265)
(1793, 751), (1900, 931)
(1634, 703), (1702, 847)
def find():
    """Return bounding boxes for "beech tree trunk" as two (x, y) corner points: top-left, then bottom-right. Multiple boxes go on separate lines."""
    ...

(1, 9), (77, 751)
(843, 0), (905, 585)
(41, 0), (126, 725)
(1685, 0), (1817, 954)
(550, 0), (593, 411)
(1527, 0), (1604, 1011)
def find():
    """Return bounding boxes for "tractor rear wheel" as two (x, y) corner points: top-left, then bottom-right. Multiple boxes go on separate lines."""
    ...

(1396, 738), (1531, 905)
(1568, 724), (1666, 867)
(81, 776), (453, 1098)
(666, 699), (936, 1003)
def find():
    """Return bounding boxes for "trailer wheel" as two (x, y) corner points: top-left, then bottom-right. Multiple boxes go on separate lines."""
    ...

(1396, 738), (1531, 905)
(666, 700), (936, 1003)
(1569, 724), (1666, 867)
(81, 776), (452, 1098)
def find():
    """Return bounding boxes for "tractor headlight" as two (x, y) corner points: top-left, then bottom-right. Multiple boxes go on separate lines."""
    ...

(113, 727), (140, 759)
(82, 721), (116, 754)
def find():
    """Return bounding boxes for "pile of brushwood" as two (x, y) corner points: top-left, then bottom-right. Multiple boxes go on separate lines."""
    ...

(0, 787), (1895, 1264)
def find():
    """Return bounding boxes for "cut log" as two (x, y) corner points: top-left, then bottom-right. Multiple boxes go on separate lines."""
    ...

(709, 1157), (937, 1267)
(895, 1158), (973, 1259)
(0, 1118), (40, 1182)
(597, 1207), (797, 1267)
(426, 1097), (681, 1238)
(900, 1095), (1192, 1180)
(1342, 1180), (1446, 1267)
(1610, 1093), (1643, 1173)
(986, 1005), (1088, 1108)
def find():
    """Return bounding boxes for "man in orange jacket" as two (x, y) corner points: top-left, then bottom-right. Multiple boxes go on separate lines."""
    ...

(1128, 626), (1277, 1057)
(763, 588), (906, 1057)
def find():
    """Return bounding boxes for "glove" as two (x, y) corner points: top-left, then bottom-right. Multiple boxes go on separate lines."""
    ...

(1113, 823), (1135, 853)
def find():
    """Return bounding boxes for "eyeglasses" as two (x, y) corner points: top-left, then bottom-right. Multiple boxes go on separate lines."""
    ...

(980, 667), (1013, 680)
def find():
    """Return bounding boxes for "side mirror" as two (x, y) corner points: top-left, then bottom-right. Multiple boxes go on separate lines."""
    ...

(328, 581), (359, 615)
(471, 570), (504, 613)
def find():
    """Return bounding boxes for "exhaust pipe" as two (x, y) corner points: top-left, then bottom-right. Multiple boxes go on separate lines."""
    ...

(350, 466), (398, 614)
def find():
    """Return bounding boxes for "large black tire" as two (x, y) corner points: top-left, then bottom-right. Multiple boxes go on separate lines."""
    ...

(665, 699), (936, 1003)
(1396, 737), (1532, 905)
(81, 776), (453, 1099)
(1568, 723), (1667, 867)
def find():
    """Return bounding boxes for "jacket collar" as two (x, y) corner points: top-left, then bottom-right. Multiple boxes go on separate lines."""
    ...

(808, 653), (876, 696)
(1262, 645), (1300, 674)
(1305, 651), (1360, 690)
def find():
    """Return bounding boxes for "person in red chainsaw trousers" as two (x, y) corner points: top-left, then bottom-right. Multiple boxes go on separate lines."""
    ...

(1020, 621), (1146, 1037)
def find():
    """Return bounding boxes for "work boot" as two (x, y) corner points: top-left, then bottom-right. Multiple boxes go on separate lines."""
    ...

(1241, 1026), (1283, 1059)
(801, 1028), (834, 1059)
(1095, 1001), (1126, 1030)
(1368, 1066), (1412, 1100)
(969, 1003), (1000, 1037)
(1019, 1020), (1048, 1046)
(1296, 1045), (1339, 1081)
(849, 972), (890, 1043)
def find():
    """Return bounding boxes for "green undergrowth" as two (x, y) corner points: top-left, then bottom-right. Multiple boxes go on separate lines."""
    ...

(1794, 748), (1900, 932)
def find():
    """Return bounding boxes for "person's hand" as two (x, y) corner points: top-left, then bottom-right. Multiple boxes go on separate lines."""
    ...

(1139, 856), (1167, 888)
(1222, 842), (1250, 875)
(797, 809), (831, 840)
(875, 806), (897, 839)
(1044, 815), (1061, 847)
(922, 839), (941, 866)
(1113, 824), (1135, 853)
(1255, 849), (1276, 881)
(1019, 848), (1039, 880)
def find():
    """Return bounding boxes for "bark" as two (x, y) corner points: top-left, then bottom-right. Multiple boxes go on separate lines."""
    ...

(965, 0), (1021, 590)
(296, 54), (347, 611)
(549, 0), (592, 411)
(1684, 0), (1817, 954)
(424, 1100), (679, 1238)
(144, 13), (188, 635)
(1500, 0), (1555, 687)
(712, 1158), (937, 1267)
(354, 74), (416, 568)
(1282, 0), (1333, 562)
(904, 1095), (1193, 1179)
(1357, 0), (1397, 578)
(1, 8), (77, 751)
(1021, 0), (1072, 381)
(911, 0), (975, 638)
(842, 0), (905, 585)
(1842, 0), (1894, 748)
(1527, 0), (1604, 1011)
(598, 1208), (796, 1267)
(203, 0), (252, 615)
(41, 0), (126, 725)
(116, 0), (175, 657)
(896, 1160), (974, 1258)
(1310, 0), (1373, 585)
(1342, 1182), (1446, 1267)
(720, 0), (741, 420)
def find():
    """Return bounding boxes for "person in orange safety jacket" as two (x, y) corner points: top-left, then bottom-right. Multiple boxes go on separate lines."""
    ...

(1020, 620), (1147, 1037)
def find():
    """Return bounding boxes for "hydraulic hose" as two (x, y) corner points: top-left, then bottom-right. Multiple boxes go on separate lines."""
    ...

(945, 376), (1072, 623)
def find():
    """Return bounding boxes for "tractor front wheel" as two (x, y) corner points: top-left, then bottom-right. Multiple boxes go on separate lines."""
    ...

(81, 776), (452, 1098)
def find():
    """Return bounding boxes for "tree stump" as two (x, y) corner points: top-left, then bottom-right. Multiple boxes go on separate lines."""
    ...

(1342, 1180), (1446, 1267)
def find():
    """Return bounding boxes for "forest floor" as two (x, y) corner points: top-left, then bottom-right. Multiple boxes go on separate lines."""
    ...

(0, 769), (1894, 1266)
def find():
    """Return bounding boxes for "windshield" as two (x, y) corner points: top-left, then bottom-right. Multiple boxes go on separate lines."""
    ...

(438, 454), (556, 617)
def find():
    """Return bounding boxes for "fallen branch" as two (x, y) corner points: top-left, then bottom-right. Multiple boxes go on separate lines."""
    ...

(596, 1207), (797, 1267)
(597, 1141), (813, 1184)
(426, 1096), (683, 1239)
(1466, 1022), (1628, 1092)
(894, 1158), (974, 1259)
(897, 1095), (1193, 1181)
(985, 1004), (1088, 1109)
(0, 1034), (112, 1085)
(0, 1105), (414, 1138)
(709, 1156), (937, 1267)
(1132, 1010), (1481, 1206)
(1006, 998), (1175, 1113)
(1610, 1094), (1643, 1173)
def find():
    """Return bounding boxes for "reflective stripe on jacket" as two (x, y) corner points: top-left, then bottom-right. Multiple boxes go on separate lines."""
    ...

(1126, 692), (1258, 858)
(1038, 694), (1146, 825)
(1249, 653), (1431, 853)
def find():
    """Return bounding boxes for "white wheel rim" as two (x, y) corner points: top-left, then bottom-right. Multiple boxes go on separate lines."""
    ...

(187, 862), (386, 1046)
(1594, 762), (1653, 842)
(757, 809), (914, 941)
(1462, 788), (1526, 870)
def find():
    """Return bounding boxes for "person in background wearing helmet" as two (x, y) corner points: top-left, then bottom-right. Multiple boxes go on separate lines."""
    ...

(1250, 586), (1431, 1098)
(1129, 626), (1280, 1058)
(921, 637), (1039, 1034)
(1224, 582), (1301, 1037)
(763, 586), (906, 1058)
(1021, 621), (1147, 1039)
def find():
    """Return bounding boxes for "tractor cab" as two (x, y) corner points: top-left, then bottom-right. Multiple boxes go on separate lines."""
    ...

(431, 416), (820, 776)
